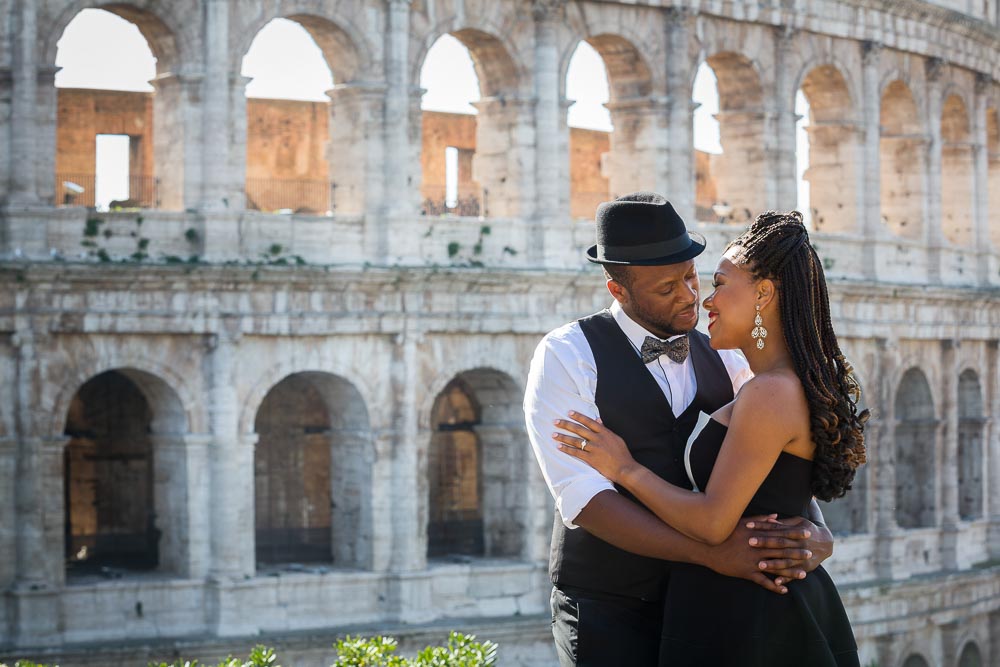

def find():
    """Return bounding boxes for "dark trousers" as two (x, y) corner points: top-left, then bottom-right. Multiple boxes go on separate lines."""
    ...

(550, 586), (663, 667)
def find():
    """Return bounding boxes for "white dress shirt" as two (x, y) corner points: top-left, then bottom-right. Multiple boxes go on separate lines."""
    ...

(524, 301), (753, 528)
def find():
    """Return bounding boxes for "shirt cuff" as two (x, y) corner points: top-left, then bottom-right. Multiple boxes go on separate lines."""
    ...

(556, 476), (617, 529)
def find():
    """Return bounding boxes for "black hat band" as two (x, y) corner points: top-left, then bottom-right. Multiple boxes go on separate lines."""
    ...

(599, 234), (692, 261)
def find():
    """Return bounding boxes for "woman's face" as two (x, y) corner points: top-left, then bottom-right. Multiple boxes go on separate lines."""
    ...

(702, 248), (759, 351)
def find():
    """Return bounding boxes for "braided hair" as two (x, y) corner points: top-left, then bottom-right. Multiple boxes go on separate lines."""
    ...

(727, 211), (868, 501)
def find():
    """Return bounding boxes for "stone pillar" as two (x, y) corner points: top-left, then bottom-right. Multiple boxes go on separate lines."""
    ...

(472, 97), (537, 218)
(972, 74), (991, 284)
(873, 338), (897, 579)
(150, 73), (202, 211)
(199, 0), (235, 212)
(987, 341), (1000, 557)
(713, 109), (767, 224)
(604, 97), (671, 198)
(939, 341), (960, 570)
(7, 0), (39, 205)
(225, 74), (251, 211)
(767, 27), (799, 212)
(531, 0), (568, 261)
(860, 42), (882, 279)
(924, 58), (945, 282)
(664, 8), (697, 223)
(391, 328), (423, 573)
(383, 0), (413, 224)
(151, 434), (212, 578)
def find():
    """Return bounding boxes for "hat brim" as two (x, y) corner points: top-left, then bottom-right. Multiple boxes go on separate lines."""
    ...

(586, 231), (707, 266)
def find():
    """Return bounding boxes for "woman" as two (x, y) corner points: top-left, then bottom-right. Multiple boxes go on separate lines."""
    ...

(553, 211), (867, 666)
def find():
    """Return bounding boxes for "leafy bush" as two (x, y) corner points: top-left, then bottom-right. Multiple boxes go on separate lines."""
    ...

(149, 645), (279, 667)
(333, 632), (497, 667)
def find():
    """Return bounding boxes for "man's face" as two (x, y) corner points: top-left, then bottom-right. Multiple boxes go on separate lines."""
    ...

(610, 260), (700, 338)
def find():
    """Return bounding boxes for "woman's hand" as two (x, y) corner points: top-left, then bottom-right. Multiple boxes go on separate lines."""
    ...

(553, 411), (639, 484)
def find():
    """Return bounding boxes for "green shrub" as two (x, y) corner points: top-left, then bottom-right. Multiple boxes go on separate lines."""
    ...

(333, 632), (497, 667)
(149, 645), (278, 667)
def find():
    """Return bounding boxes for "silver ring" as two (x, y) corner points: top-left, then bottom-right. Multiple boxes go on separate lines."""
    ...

(580, 440), (588, 451)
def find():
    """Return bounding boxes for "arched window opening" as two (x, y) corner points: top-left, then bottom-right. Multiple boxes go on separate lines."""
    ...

(54, 9), (161, 210)
(64, 371), (157, 577)
(958, 370), (984, 521)
(694, 54), (765, 225)
(958, 642), (983, 667)
(879, 81), (926, 239)
(986, 108), (1000, 249)
(797, 66), (860, 232)
(940, 95), (975, 245)
(894, 368), (937, 529)
(420, 35), (482, 217)
(242, 18), (335, 214)
(428, 379), (484, 558)
(566, 41), (612, 220)
(902, 655), (931, 667)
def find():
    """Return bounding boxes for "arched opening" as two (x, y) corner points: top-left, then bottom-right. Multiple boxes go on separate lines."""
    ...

(419, 30), (523, 218)
(241, 18), (335, 214)
(427, 369), (528, 560)
(54, 8), (175, 209)
(958, 370), (984, 521)
(797, 65), (860, 232)
(693, 54), (765, 225)
(566, 40), (611, 220)
(894, 368), (937, 529)
(988, 108), (1000, 249)
(253, 372), (372, 570)
(572, 35), (655, 219)
(958, 641), (983, 667)
(902, 655), (931, 667)
(420, 34), (482, 217)
(63, 368), (189, 579)
(879, 81), (926, 239)
(940, 94), (975, 245)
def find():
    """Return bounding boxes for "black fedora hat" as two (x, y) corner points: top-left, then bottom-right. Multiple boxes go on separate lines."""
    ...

(587, 192), (706, 265)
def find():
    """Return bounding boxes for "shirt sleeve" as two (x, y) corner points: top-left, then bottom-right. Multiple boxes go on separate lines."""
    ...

(719, 348), (754, 395)
(523, 327), (616, 529)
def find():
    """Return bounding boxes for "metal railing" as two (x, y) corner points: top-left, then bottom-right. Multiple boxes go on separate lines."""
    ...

(245, 177), (332, 214)
(421, 195), (482, 217)
(57, 173), (160, 209)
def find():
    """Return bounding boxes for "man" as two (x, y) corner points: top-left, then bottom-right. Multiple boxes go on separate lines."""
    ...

(523, 193), (833, 666)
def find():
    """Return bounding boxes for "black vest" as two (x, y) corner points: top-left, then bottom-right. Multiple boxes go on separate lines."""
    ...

(549, 310), (735, 601)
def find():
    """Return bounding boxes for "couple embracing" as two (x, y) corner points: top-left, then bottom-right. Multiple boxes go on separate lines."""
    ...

(524, 192), (866, 666)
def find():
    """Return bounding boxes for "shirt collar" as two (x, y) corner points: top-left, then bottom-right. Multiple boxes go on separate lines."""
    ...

(609, 301), (687, 356)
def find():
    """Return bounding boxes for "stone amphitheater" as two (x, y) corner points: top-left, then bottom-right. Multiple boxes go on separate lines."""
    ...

(2, 0), (1000, 665)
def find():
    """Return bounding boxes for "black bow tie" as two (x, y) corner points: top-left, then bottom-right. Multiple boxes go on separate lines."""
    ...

(640, 335), (690, 364)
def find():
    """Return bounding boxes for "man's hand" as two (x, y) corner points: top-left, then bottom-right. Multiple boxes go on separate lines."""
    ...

(701, 515), (804, 594)
(746, 515), (833, 587)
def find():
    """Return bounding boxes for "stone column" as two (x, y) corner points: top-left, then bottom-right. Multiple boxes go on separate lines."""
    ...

(939, 341), (960, 570)
(391, 327), (423, 573)
(151, 433), (212, 578)
(199, 0), (234, 212)
(34, 66), (59, 207)
(873, 338), (897, 579)
(972, 74), (991, 284)
(472, 96), (537, 218)
(150, 73), (203, 212)
(664, 8), (697, 223)
(767, 27), (799, 211)
(604, 97), (670, 198)
(7, 0), (39, 205)
(860, 41), (882, 279)
(383, 0), (413, 224)
(531, 0), (567, 262)
(713, 109), (767, 223)
(924, 58), (945, 282)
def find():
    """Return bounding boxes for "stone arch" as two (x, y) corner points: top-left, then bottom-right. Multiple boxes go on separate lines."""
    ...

(957, 369), (984, 520)
(902, 655), (931, 667)
(577, 34), (652, 102)
(252, 371), (373, 570)
(796, 62), (861, 233)
(696, 51), (767, 225)
(880, 80), (927, 239)
(62, 367), (192, 578)
(416, 24), (529, 218)
(423, 367), (530, 560)
(958, 640), (983, 667)
(894, 367), (937, 529)
(940, 93), (975, 245)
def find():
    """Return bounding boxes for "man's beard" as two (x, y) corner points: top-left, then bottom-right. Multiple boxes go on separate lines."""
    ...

(631, 297), (699, 338)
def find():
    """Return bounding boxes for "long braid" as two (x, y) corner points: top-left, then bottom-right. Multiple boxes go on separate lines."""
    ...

(727, 212), (868, 501)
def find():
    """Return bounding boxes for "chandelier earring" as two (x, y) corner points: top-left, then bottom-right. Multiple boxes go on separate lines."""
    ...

(751, 304), (767, 350)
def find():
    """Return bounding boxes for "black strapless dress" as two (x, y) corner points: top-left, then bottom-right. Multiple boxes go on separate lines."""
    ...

(659, 419), (859, 667)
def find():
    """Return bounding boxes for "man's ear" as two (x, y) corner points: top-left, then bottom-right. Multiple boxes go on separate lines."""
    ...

(607, 279), (629, 305)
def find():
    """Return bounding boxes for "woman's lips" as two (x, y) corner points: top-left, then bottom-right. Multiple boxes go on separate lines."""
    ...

(707, 312), (718, 330)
